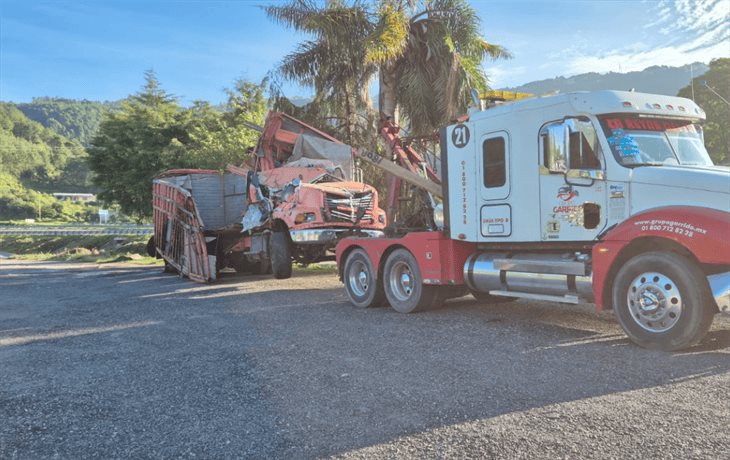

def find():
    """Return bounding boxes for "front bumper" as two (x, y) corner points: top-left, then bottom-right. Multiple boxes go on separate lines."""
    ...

(289, 228), (385, 244)
(708, 271), (730, 314)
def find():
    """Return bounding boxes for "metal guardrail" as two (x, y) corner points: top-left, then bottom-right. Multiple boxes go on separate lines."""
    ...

(0, 226), (153, 236)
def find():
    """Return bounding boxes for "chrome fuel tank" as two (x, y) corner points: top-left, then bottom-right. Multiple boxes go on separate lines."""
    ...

(464, 253), (594, 302)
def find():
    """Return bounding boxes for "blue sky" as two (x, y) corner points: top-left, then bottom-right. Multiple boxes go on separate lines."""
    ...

(1, 0), (728, 104)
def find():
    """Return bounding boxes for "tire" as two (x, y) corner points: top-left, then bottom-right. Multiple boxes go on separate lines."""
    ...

(470, 290), (517, 304)
(343, 249), (386, 308)
(146, 236), (157, 257)
(382, 248), (434, 313)
(270, 231), (292, 279)
(612, 251), (715, 351)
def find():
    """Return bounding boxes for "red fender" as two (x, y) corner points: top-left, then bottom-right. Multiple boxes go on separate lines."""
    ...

(336, 232), (475, 286)
(592, 206), (730, 310)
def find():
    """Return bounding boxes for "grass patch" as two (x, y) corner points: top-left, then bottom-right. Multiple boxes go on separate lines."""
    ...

(0, 234), (161, 265)
(12, 252), (162, 265)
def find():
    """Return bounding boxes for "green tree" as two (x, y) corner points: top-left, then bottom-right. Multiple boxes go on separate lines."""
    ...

(678, 58), (730, 164)
(88, 72), (267, 220)
(87, 70), (188, 221)
(185, 79), (268, 168)
(265, 0), (376, 146)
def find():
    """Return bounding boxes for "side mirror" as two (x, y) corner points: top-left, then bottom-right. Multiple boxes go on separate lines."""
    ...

(564, 169), (605, 187)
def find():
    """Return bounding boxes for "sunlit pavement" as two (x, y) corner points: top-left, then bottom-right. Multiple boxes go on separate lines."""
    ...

(1, 260), (728, 458)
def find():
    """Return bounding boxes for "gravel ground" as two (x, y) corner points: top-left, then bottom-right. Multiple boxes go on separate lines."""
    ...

(0, 259), (728, 459)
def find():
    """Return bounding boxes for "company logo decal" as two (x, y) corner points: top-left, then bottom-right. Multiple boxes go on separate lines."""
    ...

(557, 185), (579, 202)
(609, 184), (625, 198)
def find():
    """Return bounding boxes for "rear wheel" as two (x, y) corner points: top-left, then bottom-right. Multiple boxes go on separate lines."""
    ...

(383, 249), (434, 313)
(270, 231), (292, 279)
(612, 251), (715, 351)
(343, 249), (386, 308)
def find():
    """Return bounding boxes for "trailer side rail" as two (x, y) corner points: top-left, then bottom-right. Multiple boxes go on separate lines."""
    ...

(152, 180), (214, 283)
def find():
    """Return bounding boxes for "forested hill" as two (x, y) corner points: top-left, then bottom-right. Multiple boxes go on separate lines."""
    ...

(508, 63), (709, 96)
(15, 98), (118, 147)
(0, 102), (92, 191)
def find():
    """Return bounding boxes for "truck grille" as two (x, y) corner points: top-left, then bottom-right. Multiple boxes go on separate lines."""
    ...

(325, 192), (374, 223)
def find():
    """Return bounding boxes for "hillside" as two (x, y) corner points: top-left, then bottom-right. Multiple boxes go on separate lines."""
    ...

(15, 98), (117, 147)
(0, 103), (95, 220)
(508, 63), (708, 96)
(0, 103), (91, 187)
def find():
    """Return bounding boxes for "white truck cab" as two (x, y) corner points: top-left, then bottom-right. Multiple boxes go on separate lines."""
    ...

(444, 90), (728, 243)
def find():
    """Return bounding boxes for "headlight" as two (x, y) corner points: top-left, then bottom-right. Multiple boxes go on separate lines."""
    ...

(433, 203), (444, 229)
(295, 212), (317, 224)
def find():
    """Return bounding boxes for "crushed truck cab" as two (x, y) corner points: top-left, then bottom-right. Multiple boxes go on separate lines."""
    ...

(151, 112), (386, 282)
(337, 90), (730, 351)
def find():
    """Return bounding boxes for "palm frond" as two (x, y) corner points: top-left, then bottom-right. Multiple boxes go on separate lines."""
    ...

(263, 1), (319, 31)
(365, 3), (410, 63)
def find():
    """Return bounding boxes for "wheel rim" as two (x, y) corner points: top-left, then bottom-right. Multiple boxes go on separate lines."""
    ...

(389, 261), (414, 302)
(626, 271), (682, 333)
(347, 260), (370, 297)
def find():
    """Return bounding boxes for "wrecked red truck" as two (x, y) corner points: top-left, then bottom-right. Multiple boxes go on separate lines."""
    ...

(148, 112), (386, 282)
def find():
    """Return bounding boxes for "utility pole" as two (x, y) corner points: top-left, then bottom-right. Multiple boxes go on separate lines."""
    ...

(702, 80), (730, 107)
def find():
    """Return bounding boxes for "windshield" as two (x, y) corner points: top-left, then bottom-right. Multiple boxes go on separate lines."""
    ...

(599, 116), (713, 167)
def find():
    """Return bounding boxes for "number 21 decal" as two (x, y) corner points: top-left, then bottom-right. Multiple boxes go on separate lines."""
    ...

(451, 124), (470, 148)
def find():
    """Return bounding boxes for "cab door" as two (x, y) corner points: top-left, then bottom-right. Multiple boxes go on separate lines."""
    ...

(538, 117), (607, 241)
(478, 131), (512, 237)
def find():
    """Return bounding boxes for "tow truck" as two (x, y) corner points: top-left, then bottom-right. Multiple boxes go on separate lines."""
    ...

(336, 90), (730, 351)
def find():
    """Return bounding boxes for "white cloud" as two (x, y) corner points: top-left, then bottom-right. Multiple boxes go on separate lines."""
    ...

(567, 39), (728, 76)
(566, 0), (728, 76)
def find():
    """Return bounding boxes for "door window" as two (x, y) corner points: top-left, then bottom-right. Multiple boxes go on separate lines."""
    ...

(483, 137), (506, 188)
(541, 118), (603, 172)
(480, 131), (510, 201)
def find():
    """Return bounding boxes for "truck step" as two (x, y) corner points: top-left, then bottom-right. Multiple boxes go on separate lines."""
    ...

(489, 290), (581, 304)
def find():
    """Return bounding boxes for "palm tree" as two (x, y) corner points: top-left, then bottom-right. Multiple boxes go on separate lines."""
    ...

(367, 0), (510, 134)
(265, 0), (509, 138)
(264, 0), (376, 146)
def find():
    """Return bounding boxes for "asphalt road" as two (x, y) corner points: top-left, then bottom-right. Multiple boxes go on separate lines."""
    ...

(1, 259), (728, 459)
